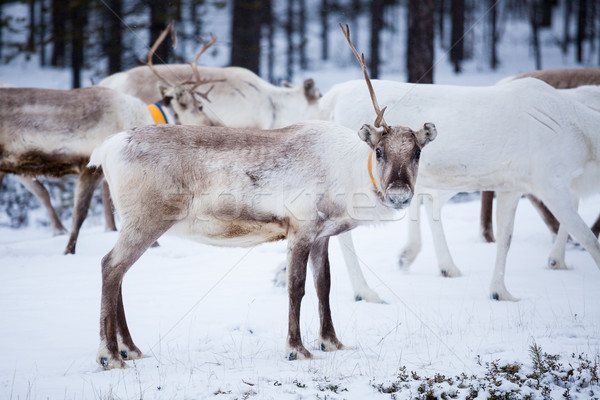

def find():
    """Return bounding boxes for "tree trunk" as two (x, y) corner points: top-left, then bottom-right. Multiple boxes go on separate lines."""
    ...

(320, 0), (328, 60)
(350, 0), (360, 47)
(230, 0), (262, 74)
(51, 0), (67, 67)
(285, 0), (294, 80)
(261, 0), (275, 83)
(298, 0), (307, 70)
(39, 0), (47, 66)
(437, 0), (445, 47)
(0, 1), (3, 60)
(540, 0), (553, 27)
(105, 0), (123, 75)
(407, 0), (435, 83)
(577, 0), (586, 63)
(489, 0), (498, 69)
(563, 0), (571, 54)
(370, 0), (384, 79)
(70, 0), (87, 88)
(27, 0), (35, 53)
(149, 0), (170, 64)
(450, 0), (464, 73)
(529, 1), (542, 69)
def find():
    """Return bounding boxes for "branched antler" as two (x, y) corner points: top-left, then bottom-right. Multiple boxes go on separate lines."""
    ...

(339, 23), (389, 132)
(147, 25), (224, 102)
(187, 34), (224, 99)
(147, 20), (177, 86)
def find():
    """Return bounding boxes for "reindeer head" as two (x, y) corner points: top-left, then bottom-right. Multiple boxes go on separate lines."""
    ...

(341, 23), (437, 209)
(359, 122), (436, 209)
(148, 22), (223, 126)
(281, 79), (322, 104)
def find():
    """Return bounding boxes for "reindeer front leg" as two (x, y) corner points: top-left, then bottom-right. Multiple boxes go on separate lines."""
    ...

(310, 236), (344, 352)
(286, 234), (312, 360)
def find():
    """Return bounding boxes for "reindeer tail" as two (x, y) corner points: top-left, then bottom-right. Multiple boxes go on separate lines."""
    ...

(88, 131), (129, 170)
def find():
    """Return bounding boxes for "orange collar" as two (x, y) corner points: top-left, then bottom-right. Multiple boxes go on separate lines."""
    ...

(147, 103), (168, 124)
(368, 151), (377, 188)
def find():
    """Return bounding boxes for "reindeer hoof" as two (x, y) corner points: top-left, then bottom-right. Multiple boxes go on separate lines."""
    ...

(354, 290), (385, 303)
(98, 356), (127, 370)
(440, 265), (461, 277)
(319, 338), (344, 352)
(490, 290), (519, 302)
(286, 346), (312, 361)
(548, 257), (569, 270)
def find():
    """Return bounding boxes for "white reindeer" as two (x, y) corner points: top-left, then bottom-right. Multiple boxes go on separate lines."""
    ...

(480, 68), (600, 243)
(321, 74), (600, 302)
(99, 63), (322, 130)
(87, 73), (437, 368)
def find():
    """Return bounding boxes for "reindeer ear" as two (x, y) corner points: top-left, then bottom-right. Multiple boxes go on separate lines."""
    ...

(413, 122), (437, 148)
(358, 124), (384, 148)
(158, 83), (168, 97)
(281, 80), (294, 88)
(303, 78), (321, 102)
(158, 84), (172, 105)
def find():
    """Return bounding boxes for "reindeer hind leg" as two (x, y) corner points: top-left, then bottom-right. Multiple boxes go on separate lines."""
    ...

(98, 218), (174, 369)
(64, 168), (104, 254)
(17, 176), (68, 236)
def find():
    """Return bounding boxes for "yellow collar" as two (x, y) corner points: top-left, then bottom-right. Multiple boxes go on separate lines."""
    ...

(368, 151), (377, 188)
(147, 103), (168, 124)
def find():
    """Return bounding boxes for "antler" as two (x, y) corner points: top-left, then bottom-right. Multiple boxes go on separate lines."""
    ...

(148, 26), (223, 102)
(339, 23), (389, 131)
(185, 34), (225, 101)
(147, 20), (177, 86)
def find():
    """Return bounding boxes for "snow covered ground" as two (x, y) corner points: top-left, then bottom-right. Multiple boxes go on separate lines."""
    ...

(1, 194), (599, 399)
(1, 3), (600, 399)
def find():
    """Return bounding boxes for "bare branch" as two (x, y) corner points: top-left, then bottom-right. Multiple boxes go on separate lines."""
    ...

(339, 23), (389, 131)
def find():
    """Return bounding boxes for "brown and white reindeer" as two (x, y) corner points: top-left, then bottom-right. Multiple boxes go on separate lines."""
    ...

(0, 86), (166, 254)
(0, 25), (222, 254)
(480, 68), (600, 244)
(0, 82), (68, 236)
(96, 23), (324, 255)
(87, 48), (437, 368)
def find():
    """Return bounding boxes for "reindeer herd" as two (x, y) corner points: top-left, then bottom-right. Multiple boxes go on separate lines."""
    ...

(1, 23), (600, 369)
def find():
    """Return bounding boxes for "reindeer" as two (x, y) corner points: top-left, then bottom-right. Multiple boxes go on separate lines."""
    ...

(96, 23), (323, 243)
(99, 51), (322, 130)
(0, 82), (67, 235)
(0, 86), (171, 254)
(0, 24), (223, 254)
(319, 25), (600, 302)
(480, 68), (600, 243)
(87, 43), (437, 368)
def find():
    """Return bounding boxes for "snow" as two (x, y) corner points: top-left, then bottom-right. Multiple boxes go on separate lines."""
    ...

(1, 3), (600, 399)
(1, 195), (599, 399)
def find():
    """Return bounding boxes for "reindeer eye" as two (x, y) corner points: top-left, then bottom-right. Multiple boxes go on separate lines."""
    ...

(198, 105), (203, 112)
(375, 148), (383, 160)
